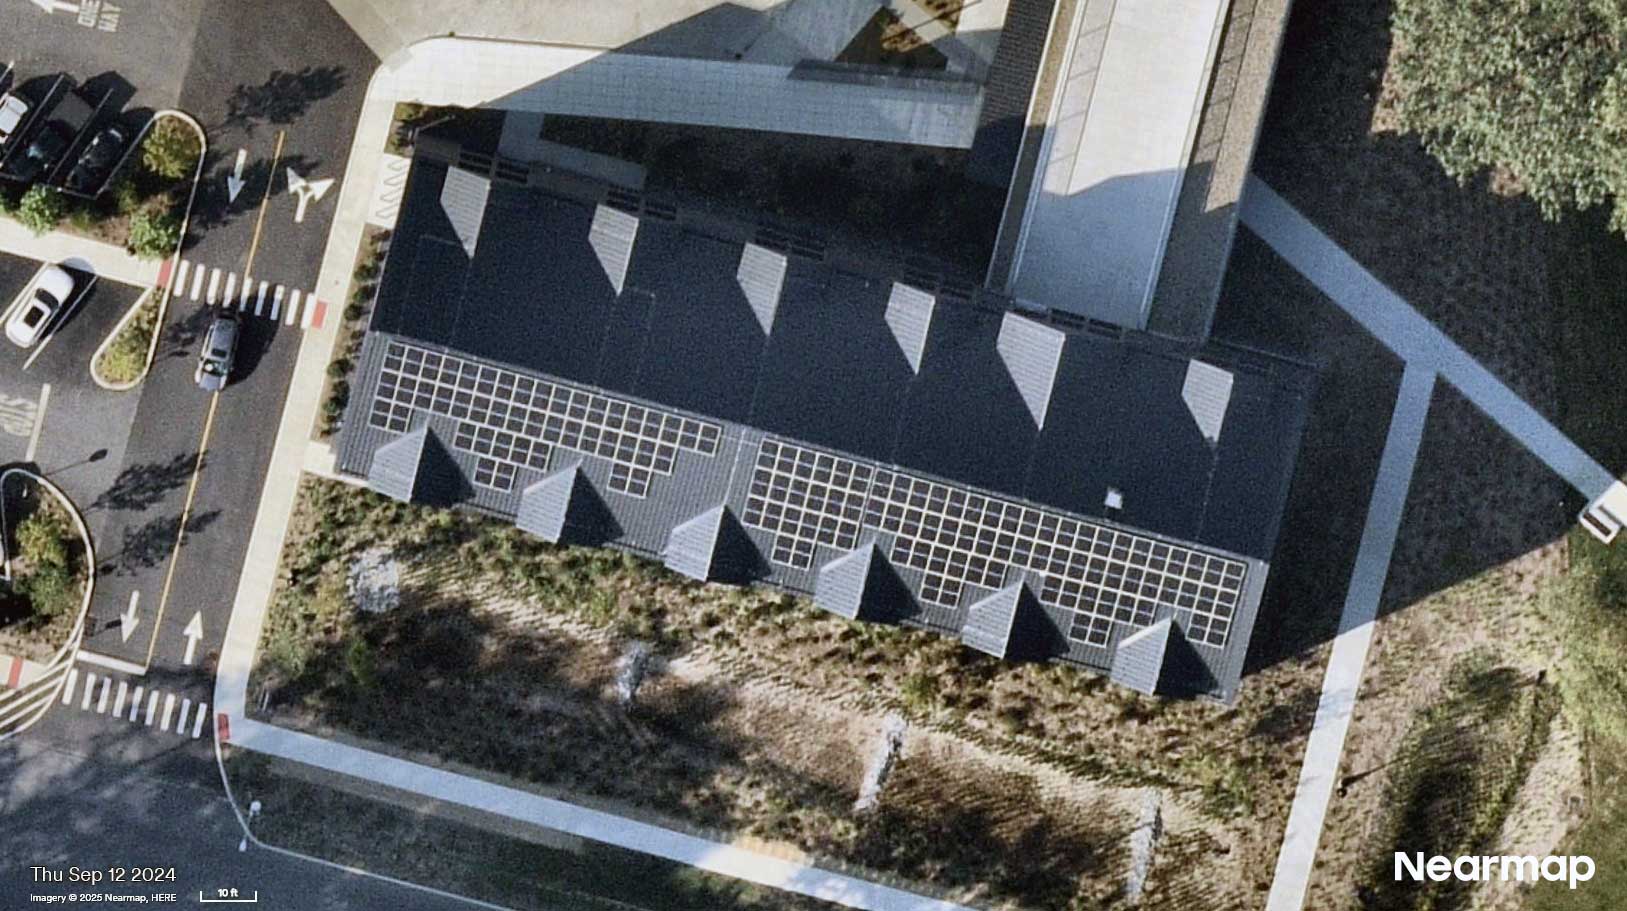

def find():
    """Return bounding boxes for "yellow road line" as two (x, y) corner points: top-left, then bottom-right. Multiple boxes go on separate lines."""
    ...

(243, 130), (286, 278)
(145, 391), (221, 671)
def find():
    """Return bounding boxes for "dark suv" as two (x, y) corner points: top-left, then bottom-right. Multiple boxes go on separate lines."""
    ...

(11, 122), (69, 182)
(65, 124), (126, 194)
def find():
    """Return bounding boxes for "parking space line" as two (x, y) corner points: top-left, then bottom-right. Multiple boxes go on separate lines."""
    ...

(285, 289), (301, 326)
(224, 272), (237, 306)
(24, 383), (48, 463)
(188, 264), (205, 301)
(173, 260), (190, 293)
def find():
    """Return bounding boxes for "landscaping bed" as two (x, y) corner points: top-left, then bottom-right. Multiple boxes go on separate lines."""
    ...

(249, 476), (1330, 909)
(318, 226), (390, 438)
(93, 290), (158, 386)
(0, 478), (88, 662)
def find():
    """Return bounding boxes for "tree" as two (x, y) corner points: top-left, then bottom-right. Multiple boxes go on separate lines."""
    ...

(141, 117), (201, 180)
(1390, 0), (1627, 233)
(15, 186), (66, 235)
(126, 210), (181, 259)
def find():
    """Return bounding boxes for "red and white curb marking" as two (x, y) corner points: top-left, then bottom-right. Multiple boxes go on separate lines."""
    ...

(158, 258), (328, 330)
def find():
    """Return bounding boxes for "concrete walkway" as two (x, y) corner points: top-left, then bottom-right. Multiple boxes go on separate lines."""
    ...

(1263, 363), (1435, 911)
(0, 218), (160, 288)
(213, 47), (974, 911)
(1241, 177), (1616, 501)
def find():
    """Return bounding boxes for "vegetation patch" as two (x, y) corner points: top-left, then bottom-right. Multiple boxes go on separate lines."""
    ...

(0, 482), (87, 661)
(318, 228), (390, 438)
(94, 292), (160, 386)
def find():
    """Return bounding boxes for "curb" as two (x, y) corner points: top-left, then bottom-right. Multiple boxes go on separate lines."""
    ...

(88, 109), (208, 391)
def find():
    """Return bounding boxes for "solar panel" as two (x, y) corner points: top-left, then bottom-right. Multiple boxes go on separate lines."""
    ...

(741, 437), (1246, 647)
(369, 341), (721, 498)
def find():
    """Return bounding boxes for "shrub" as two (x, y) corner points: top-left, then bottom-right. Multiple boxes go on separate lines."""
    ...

(127, 210), (182, 259)
(17, 509), (69, 569)
(111, 177), (142, 216)
(18, 563), (74, 619)
(16, 186), (67, 235)
(97, 297), (158, 384)
(68, 205), (100, 233)
(141, 118), (201, 180)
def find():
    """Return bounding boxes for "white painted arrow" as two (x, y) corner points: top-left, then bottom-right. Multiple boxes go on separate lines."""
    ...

(181, 612), (203, 666)
(286, 167), (334, 224)
(119, 592), (140, 643)
(226, 148), (247, 203)
(29, 0), (80, 13)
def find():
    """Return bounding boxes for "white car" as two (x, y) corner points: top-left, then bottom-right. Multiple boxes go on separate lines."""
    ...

(5, 265), (74, 348)
(0, 93), (28, 147)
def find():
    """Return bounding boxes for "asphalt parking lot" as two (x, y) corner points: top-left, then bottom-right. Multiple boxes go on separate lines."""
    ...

(0, 249), (140, 510)
(0, 0), (211, 113)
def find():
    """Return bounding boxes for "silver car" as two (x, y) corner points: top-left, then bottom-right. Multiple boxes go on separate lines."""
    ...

(195, 312), (239, 391)
(5, 265), (74, 348)
(0, 93), (28, 148)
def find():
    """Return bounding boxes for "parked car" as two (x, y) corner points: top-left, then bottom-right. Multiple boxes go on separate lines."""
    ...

(65, 124), (126, 194)
(195, 312), (240, 391)
(10, 121), (70, 182)
(5, 265), (74, 348)
(0, 94), (28, 148)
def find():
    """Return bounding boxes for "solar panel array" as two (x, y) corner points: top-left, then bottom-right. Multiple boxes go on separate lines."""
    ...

(369, 341), (722, 495)
(741, 437), (1246, 648)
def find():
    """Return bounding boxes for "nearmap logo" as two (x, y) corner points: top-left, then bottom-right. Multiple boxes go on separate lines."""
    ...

(1395, 853), (1595, 889)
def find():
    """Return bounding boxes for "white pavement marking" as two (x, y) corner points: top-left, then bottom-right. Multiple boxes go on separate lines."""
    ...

(240, 275), (253, 311)
(255, 280), (269, 317)
(60, 668), (76, 705)
(177, 698), (191, 735)
(95, 676), (110, 714)
(299, 290), (317, 329)
(1265, 364), (1436, 911)
(224, 272), (237, 306)
(1241, 177), (1616, 499)
(129, 686), (144, 721)
(285, 289), (301, 326)
(160, 693), (175, 731)
(113, 680), (128, 717)
(144, 690), (158, 726)
(77, 650), (145, 676)
(191, 703), (207, 738)
(189, 263), (206, 301)
(206, 267), (221, 304)
(24, 383), (48, 463)
(173, 259), (190, 293)
(271, 285), (284, 320)
(80, 672), (95, 710)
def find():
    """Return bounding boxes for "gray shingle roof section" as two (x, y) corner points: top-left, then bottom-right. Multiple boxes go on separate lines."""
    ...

(367, 425), (430, 503)
(343, 154), (1318, 701)
(665, 505), (728, 582)
(1110, 618), (1174, 696)
(814, 542), (880, 621)
(884, 282), (935, 374)
(439, 167), (490, 258)
(996, 311), (1066, 430)
(515, 466), (581, 544)
(588, 204), (639, 296)
(1182, 359), (1234, 444)
(736, 244), (788, 336)
(961, 581), (1032, 658)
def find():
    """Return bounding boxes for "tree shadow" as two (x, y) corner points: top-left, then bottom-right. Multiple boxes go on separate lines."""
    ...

(186, 151), (321, 233)
(88, 453), (202, 514)
(96, 510), (220, 578)
(220, 66), (349, 134)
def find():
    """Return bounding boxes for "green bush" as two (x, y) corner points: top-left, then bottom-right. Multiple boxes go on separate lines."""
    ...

(111, 177), (142, 216)
(126, 211), (182, 259)
(17, 563), (74, 619)
(16, 509), (70, 569)
(141, 118), (201, 180)
(16, 186), (67, 235)
(96, 297), (158, 384)
(14, 507), (76, 619)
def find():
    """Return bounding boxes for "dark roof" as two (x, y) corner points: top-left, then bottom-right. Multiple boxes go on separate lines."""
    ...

(339, 156), (1315, 701)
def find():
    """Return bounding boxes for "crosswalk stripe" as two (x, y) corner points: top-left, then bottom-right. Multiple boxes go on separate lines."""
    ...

(189, 263), (205, 301)
(285, 289), (301, 326)
(160, 693), (175, 731)
(144, 690), (158, 726)
(271, 286), (285, 320)
(299, 291), (317, 329)
(177, 698), (191, 735)
(224, 272), (237, 306)
(191, 703), (207, 739)
(113, 680), (128, 717)
(80, 672), (95, 710)
(240, 275), (253, 311)
(255, 280), (269, 316)
(172, 259), (190, 292)
(61, 668), (76, 705)
(129, 686), (143, 721)
(96, 677), (110, 714)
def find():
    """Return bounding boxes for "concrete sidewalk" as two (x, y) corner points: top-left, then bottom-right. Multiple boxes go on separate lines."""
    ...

(214, 47), (976, 911)
(0, 218), (160, 288)
(1263, 364), (1435, 911)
